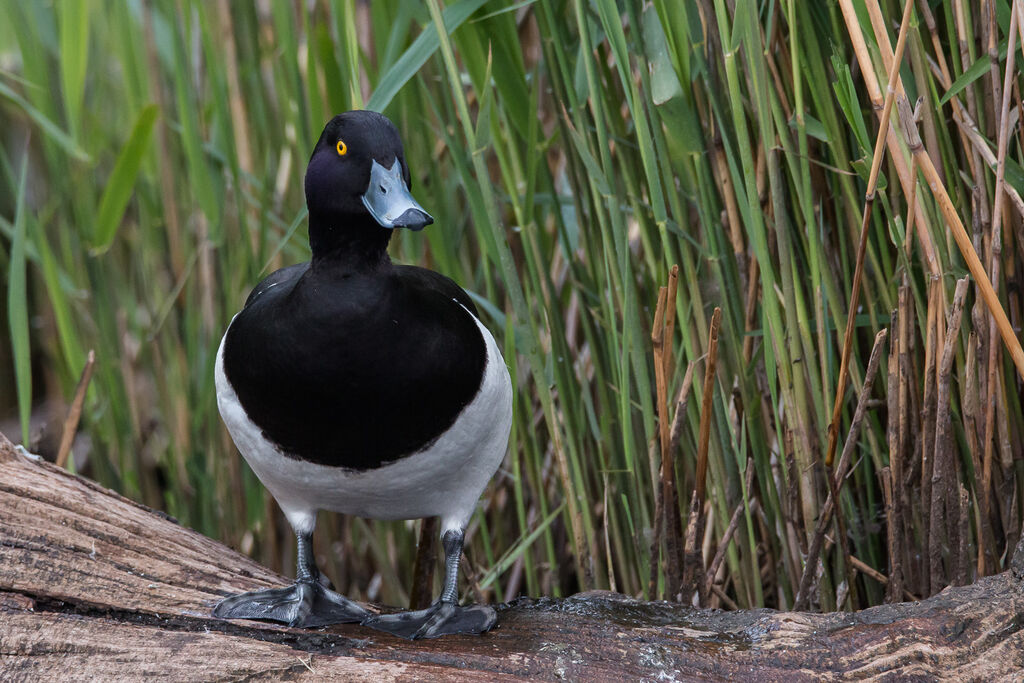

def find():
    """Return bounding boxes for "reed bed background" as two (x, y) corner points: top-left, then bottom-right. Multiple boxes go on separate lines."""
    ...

(2, 0), (1024, 613)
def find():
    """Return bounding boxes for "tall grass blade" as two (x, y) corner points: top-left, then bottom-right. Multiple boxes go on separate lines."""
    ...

(0, 80), (90, 162)
(366, 0), (489, 112)
(92, 104), (159, 253)
(7, 150), (31, 445)
(58, 0), (90, 141)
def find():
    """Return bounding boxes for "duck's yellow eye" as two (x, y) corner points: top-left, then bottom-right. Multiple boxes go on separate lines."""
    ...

(336, 139), (348, 156)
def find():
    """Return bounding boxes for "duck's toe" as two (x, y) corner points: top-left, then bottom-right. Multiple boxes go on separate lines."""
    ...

(213, 580), (369, 628)
(361, 601), (496, 640)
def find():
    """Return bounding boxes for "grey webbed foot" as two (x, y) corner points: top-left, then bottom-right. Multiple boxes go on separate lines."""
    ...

(213, 579), (370, 628)
(361, 601), (497, 639)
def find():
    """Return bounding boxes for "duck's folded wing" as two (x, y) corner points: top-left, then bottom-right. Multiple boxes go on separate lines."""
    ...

(245, 263), (310, 307)
(395, 265), (480, 319)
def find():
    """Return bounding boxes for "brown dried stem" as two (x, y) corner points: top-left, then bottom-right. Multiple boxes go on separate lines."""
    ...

(695, 308), (722, 505)
(928, 277), (969, 594)
(915, 0), (980, 183)
(409, 516), (439, 610)
(885, 310), (904, 603)
(56, 350), (96, 470)
(650, 267), (686, 599)
(980, 0), (1021, 577)
(680, 308), (722, 605)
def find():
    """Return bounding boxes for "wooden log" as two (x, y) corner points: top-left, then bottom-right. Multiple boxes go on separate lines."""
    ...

(2, 432), (1024, 680)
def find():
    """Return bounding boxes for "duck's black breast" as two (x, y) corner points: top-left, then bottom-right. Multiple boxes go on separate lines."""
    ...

(222, 263), (487, 470)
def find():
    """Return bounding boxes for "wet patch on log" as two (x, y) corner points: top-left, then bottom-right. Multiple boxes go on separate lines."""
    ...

(1, 433), (1023, 681)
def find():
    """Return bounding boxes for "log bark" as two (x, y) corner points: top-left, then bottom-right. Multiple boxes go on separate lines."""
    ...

(2, 433), (1024, 681)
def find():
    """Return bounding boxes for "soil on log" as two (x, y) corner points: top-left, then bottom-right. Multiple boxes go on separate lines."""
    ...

(1, 432), (1023, 681)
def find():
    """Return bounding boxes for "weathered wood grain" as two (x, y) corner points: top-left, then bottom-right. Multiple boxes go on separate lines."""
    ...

(2, 432), (1023, 681)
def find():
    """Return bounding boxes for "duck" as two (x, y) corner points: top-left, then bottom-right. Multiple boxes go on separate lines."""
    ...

(213, 110), (513, 639)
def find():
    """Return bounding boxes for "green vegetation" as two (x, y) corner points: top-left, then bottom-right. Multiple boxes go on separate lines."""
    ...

(2, 0), (1023, 612)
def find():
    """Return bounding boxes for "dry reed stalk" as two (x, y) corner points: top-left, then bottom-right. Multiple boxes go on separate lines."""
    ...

(648, 463), (665, 596)
(56, 350), (96, 470)
(663, 267), (680, 384)
(920, 282), (937, 579)
(964, 332), (982, 475)
(793, 329), (888, 610)
(956, 484), (970, 586)
(915, 0), (981, 183)
(679, 491), (707, 606)
(1017, 5), (1024, 178)
(885, 309), (905, 603)
(650, 285), (669, 597)
(984, 0), (1002, 132)
(847, 556), (922, 602)
(896, 286), (912, 480)
(710, 129), (745, 281)
(898, 284), (927, 595)
(696, 308), (721, 505)
(942, 301), (967, 581)
(848, 555), (886, 587)
(664, 368), (698, 593)
(661, 376), (684, 596)
(952, 0), (993, 234)
(907, 29), (943, 186)
(650, 268), (686, 599)
(679, 308), (722, 605)
(826, 0), (915, 469)
(980, 0), (1021, 578)
(929, 277), (969, 595)
(966, 330), (995, 576)
(920, 281), (939, 528)
(902, 154), (920, 261)
(709, 582), (738, 611)
(848, 549), (921, 601)
(881, 468), (902, 602)
(409, 516), (439, 610)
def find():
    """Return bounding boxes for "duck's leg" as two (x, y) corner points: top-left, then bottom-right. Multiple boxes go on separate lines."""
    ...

(214, 530), (369, 627)
(361, 528), (497, 639)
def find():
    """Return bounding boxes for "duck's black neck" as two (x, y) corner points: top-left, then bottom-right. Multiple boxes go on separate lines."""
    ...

(308, 210), (393, 270)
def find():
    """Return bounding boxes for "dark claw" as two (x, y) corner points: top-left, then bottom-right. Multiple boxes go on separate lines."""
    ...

(361, 601), (497, 639)
(213, 580), (370, 628)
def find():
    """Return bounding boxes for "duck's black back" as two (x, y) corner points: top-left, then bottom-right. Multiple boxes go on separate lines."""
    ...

(223, 262), (487, 470)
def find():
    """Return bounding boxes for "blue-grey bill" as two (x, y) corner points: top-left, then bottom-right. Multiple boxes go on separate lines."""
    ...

(361, 159), (434, 230)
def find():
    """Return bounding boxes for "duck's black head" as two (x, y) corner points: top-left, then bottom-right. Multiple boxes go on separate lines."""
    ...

(304, 111), (433, 264)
